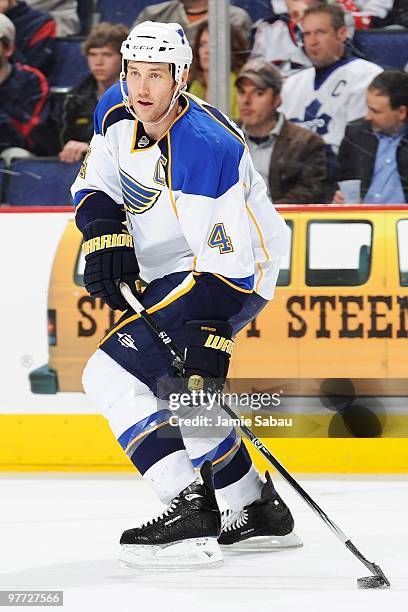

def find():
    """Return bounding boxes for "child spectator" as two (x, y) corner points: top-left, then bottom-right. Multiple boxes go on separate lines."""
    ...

(58, 22), (128, 164)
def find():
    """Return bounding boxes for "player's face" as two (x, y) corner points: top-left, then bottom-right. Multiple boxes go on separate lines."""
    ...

(302, 13), (347, 68)
(198, 28), (209, 72)
(236, 79), (281, 134)
(126, 61), (177, 122)
(87, 45), (121, 87)
(365, 89), (408, 135)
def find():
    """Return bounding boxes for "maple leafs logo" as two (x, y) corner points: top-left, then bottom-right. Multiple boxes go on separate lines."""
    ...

(291, 100), (332, 137)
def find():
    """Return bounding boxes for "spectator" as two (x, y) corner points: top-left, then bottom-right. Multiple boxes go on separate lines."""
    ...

(25, 0), (80, 37)
(280, 3), (382, 191)
(1, 0), (56, 77)
(188, 22), (249, 121)
(272, 0), (394, 26)
(59, 22), (128, 163)
(251, 1), (324, 77)
(372, 0), (408, 28)
(334, 70), (408, 205)
(133, 0), (252, 46)
(335, 1), (394, 28)
(236, 59), (326, 204)
(0, 13), (49, 163)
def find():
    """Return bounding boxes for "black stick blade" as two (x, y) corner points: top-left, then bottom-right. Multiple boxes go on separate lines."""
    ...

(346, 540), (391, 587)
(357, 576), (389, 589)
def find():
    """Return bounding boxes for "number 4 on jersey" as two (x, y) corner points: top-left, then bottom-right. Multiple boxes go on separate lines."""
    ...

(207, 223), (234, 254)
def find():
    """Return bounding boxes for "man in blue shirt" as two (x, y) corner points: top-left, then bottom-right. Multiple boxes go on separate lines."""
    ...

(334, 70), (408, 204)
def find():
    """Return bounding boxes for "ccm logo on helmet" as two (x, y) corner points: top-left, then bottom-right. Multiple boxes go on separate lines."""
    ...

(134, 45), (154, 51)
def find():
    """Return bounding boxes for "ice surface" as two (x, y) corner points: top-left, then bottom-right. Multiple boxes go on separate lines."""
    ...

(0, 474), (406, 611)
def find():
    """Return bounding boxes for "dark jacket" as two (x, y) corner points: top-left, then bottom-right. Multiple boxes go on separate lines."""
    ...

(336, 119), (408, 202)
(7, 0), (56, 77)
(59, 75), (97, 146)
(269, 118), (327, 204)
(0, 62), (49, 154)
(372, 0), (408, 28)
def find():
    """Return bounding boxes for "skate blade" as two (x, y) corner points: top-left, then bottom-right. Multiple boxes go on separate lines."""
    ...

(119, 537), (224, 571)
(221, 532), (303, 551)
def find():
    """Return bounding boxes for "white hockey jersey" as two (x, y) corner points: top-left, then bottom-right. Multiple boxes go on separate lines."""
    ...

(72, 85), (289, 300)
(251, 18), (311, 77)
(280, 56), (382, 154)
(272, 0), (393, 19)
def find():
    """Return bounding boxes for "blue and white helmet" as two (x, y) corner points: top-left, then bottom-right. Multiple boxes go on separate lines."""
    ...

(120, 21), (192, 123)
(121, 21), (192, 82)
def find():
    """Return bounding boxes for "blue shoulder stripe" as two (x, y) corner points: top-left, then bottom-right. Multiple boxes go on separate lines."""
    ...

(195, 99), (246, 146)
(166, 94), (246, 199)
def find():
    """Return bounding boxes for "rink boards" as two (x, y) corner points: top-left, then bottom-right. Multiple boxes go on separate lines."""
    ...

(0, 413), (407, 472)
(1, 209), (408, 473)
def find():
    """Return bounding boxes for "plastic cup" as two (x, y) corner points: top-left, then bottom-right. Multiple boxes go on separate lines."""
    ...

(338, 180), (361, 204)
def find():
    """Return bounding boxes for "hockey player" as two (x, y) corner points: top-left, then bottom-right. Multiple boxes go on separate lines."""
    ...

(72, 21), (300, 569)
(280, 3), (382, 191)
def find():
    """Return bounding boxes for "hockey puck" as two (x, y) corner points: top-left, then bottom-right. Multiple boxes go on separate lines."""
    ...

(357, 576), (389, 589)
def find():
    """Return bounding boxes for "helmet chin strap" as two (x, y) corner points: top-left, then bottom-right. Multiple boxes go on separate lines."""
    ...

(120, 72), (186, 127)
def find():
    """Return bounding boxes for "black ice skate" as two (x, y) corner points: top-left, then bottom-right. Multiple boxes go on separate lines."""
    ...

(119, 461), (223, 569)
(218, 472), (303, 550)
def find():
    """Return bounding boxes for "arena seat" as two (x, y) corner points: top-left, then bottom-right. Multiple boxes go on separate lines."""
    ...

(98, 0), (153, 27)
(232, 0), (273, 22)
(49, 38), (90, 93)
(353, 29), (408, 70)
(0, 159), (5, 201)
(77, 0), (94, 35)
(98, 0), (273, 28)
(3, 159), (81, 206)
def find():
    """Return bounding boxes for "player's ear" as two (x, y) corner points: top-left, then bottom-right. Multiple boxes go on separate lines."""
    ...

(181, 66), (189, 87)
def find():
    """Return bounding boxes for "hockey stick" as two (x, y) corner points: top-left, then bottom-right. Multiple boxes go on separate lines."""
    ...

(119, 281), (390, 588)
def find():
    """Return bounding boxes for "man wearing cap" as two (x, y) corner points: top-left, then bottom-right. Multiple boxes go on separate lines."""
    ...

(236, 58), (326, 204)
(0, 13), (49, 162)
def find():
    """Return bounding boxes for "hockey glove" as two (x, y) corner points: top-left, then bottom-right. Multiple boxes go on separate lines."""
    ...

(82, 219), (139, 310)
(184, 320), (233, 394)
